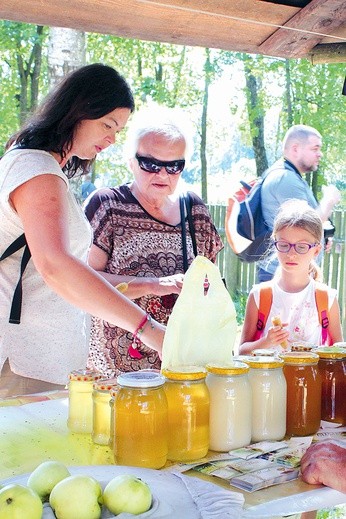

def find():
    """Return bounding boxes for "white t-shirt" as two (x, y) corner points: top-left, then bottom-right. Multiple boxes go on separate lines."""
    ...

(252, 279), (337, 350)
(0, 149), (92, 383)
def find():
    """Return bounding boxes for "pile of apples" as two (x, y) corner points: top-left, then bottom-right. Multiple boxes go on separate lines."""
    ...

(0, 461), (153, 519)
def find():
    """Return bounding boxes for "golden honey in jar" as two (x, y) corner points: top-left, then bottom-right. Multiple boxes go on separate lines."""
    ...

(67, 369), (101, 433)
(114, 371), (168, 469)
(316, 347), (346, 425)
(245, 357), (287, 442)
(206, 362), (251, 452)
(92, 378), (118, 445)
(161, 366), (209, 461)
(281, 352), (321, 436)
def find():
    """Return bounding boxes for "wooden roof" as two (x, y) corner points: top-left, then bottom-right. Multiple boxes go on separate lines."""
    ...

(1, 0), (346, 63)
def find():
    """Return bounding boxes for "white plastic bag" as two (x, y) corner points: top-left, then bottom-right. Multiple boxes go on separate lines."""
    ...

(161, 256), (237, 368)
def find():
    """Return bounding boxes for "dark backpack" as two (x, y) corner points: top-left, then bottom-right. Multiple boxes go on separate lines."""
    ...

(225, 171), (272, 263)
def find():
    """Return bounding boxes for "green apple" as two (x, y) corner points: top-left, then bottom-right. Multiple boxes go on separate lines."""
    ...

(0, 483), (43, 519)
(27, 460), (71, 502)
(103, 474), (152, 515)
(49, 474), (102, 519)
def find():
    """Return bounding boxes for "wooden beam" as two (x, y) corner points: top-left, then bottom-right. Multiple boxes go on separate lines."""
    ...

(309, 42), (346, 63)
(258, 0), (346, 58)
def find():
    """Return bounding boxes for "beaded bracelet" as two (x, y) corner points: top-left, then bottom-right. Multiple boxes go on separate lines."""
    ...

(131, 314), (154, 351)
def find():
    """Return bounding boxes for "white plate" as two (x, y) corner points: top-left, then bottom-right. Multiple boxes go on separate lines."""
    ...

(3, 465), (246, 518)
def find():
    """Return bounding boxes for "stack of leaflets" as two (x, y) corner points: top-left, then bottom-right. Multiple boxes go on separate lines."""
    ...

(166, 426), (345, 492)
(167, 440), (308, 492)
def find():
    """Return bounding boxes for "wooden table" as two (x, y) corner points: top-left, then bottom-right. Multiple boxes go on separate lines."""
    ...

(0, 391), (345, 518)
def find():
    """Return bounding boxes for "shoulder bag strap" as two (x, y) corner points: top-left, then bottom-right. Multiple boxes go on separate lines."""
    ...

(184, 192), (197, 257)
(0, 233), (31, 324)
(179, 195), (189, 273)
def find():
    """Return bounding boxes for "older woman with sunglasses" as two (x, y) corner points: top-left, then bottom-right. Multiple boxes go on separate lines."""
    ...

(84, 106), (223, 376)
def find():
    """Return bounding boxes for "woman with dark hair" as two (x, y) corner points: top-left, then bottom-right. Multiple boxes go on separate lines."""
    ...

(0, 63), (165, 398)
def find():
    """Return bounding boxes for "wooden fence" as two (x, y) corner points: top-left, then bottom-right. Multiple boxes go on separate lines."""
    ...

(207, 206), (346, 337)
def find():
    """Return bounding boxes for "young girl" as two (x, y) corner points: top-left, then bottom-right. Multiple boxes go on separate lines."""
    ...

(239, 200), (343, 354)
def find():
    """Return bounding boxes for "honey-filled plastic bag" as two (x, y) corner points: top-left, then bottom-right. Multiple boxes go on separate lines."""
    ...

(161, 256), (237, 368)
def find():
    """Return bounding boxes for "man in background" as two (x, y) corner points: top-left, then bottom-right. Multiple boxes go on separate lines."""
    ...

(257, 124), (340, 282)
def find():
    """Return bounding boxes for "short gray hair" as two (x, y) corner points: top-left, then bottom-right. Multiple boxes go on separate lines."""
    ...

(124, 104), (194, 163)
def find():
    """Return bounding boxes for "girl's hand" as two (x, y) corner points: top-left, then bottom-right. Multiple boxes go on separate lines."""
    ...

(265, 323), (289, 347)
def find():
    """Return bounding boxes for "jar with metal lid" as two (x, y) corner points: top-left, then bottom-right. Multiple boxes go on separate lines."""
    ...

(316, 347), (346, 425)
(92, 378), (118, 445)
(290, 342), (314, 352)
(281, 352), (321, 436)
(161, 366), (209, 461)
(245, 357), (287, 442)
(114, 371), (168, 469)
(206, 362), (252, 451)
(252, 349), (276, 357)
(67, 369), (101, 433)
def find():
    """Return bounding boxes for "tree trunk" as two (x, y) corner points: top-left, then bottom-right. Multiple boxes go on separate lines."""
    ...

(244, 60), (268, 176)
(284, 59), (293, 127)
(16, 25), (44, 124)
(47, 27), (86, 87)
(48, 28), (86, 200)
(200, 48), (211, 203)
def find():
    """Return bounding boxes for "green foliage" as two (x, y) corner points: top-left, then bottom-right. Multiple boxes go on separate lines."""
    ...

(0, 21), (48, 153)
(317, 504), (346, 519)
(0, 22), (345, 204)
(232, 291), (248, 325)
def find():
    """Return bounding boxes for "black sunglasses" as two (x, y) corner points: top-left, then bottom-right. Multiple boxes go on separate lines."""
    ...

(135, 153), (185, 175)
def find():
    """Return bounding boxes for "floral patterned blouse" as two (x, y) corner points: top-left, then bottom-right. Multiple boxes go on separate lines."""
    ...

(85, 184), (223, 377)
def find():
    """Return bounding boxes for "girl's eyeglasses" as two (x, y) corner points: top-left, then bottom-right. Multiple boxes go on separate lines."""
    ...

(274, 241), (319, 254)
(135, 153), (185, 175)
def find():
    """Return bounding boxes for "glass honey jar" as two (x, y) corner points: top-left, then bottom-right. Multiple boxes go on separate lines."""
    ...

(245, 357), (287, 442)
(114, 371), (168, 469)
(317, 347), (346, 425)
(92, 378), (118, 445)
(161, 366), (210, 461)
(281, 352), (321, 436)
(206, 362), (251, 452)
(67, 369), (101, 433)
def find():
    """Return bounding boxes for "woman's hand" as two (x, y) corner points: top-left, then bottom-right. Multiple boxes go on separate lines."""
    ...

(300, 440), (346, 493)
(154, 274), (184, 296)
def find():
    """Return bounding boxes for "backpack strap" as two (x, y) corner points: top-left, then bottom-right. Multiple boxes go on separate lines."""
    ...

(315, 283), (330, 345)
(254, 282), (273, 340)
(0, 234), (31, 324)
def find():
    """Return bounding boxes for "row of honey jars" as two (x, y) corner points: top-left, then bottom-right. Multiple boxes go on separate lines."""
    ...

(67, 369), (118, 445)
(317, 346), (346, 425)
(113, 368), (210, 467)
